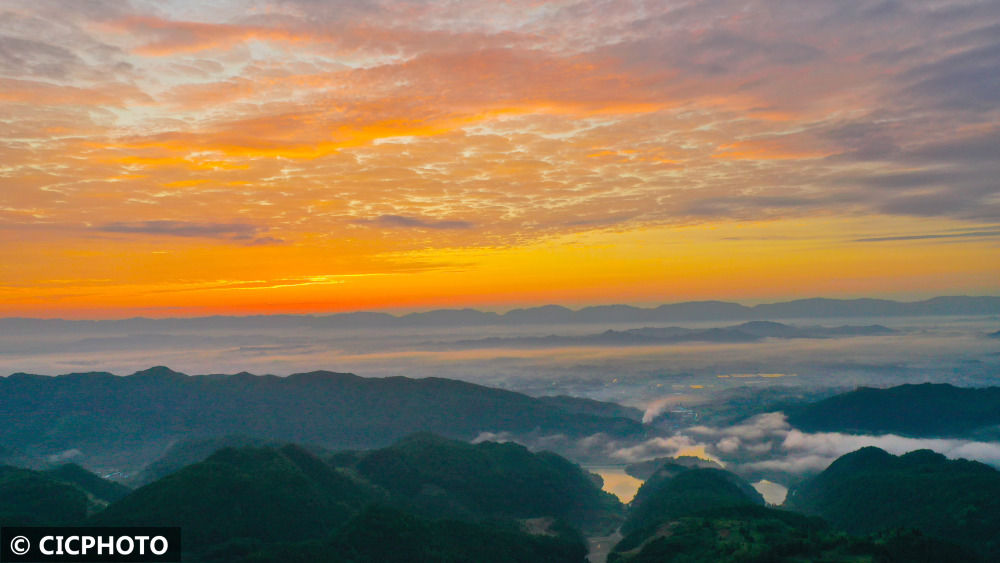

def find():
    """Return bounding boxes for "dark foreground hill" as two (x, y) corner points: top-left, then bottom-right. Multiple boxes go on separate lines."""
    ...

(91, 445), (382, 549)
(621, 464), (765, 537)
(345, 433), (623, 535)
(5, 437), (990, 562)
(611, 459), (975, 563)
(0, 367), (643, 469)
(0, 465), (89, 526)
(197, 505), (588, 563)
(90, 437), (600, 561)
(0, 463), (129, 525)
(785, 447), (1000, 559)
(787, 383), (1000, 437)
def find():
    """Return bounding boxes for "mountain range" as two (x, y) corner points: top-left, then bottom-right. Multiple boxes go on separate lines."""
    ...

(89, 435), (611, 561)
(0, 367), (644, 473)
(2, 434), (995, 562)
(439, 321), (895, 348)
(3, 296), (999, 331)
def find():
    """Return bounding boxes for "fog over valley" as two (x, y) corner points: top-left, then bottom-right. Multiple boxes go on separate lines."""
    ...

(4, 299), (998, 404)
(4, 298), (999, 509)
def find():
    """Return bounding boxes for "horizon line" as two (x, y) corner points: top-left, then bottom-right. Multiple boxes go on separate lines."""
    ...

(3, 294), (999, 323)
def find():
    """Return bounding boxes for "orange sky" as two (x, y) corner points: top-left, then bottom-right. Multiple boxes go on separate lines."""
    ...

(1, 0), (998, 318)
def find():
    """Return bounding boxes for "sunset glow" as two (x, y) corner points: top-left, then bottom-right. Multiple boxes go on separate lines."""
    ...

(2, 0), (998, 318)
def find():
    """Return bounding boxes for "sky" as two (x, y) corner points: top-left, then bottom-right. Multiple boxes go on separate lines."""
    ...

(1, 0), (998, 318)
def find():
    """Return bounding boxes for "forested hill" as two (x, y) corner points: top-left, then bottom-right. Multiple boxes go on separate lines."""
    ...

(0, 367), (643, 465)
(92, 437), (605, 561)
(785, 447), (1000, 560)
(786, 383), (1000, 437)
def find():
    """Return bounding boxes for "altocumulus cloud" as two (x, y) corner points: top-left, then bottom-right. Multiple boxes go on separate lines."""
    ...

(368, 214), (473, 230)
(96, 220), (284, 245)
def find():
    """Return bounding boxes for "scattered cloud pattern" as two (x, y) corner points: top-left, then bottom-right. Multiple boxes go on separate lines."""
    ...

(1, 0), (998, 315)
(97, 220), (282, 244)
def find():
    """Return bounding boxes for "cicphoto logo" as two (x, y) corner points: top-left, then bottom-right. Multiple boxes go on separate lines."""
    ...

(1, 527), (180, 562)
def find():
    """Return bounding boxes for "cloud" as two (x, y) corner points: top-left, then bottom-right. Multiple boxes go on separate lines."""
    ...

(674, 412), (1000, 480)
(368, 215), (473, 230)
(2, 0), (1000, 312)
(481, 412), (1000, 484)
(46, 448), (83, 463)
(0, 35), (83, 79)
(0, 77), (148, 106)
(854, 230), (1000, 243)
(642, 396), (692, 424)
(96, 221), (283, 244)
(902, 33), (1000, 111)
(610, 435), (703, 463)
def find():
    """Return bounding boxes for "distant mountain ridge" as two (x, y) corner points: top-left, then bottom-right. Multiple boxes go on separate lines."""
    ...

(3, 295), (999, 330)
(439, 321), (895, 349)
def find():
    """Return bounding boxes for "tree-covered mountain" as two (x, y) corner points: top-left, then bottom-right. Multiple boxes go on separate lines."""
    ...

(610, 458), (975, 562)
(536, 395), (644, 421)
(0, 367), (643, 470)
(132, 435), (275, 486)
(610, 505), (974, 563)
(0, 465), (89, 525)
(46, 462), (131, 504)
(90, 437), (599, 561)
(92, 444), (382, 550)
(624, 455), (723, 480)
(611, 462), (839, 562)
(0, 463), (129, 525)
(195, 506), (588, 563)
(622, 464), (765, 537)
(784, 447), (1000, 559)
(5, 436), (994, 562)
(346, 433), (623, 535)
(786, 383), (1000, 437)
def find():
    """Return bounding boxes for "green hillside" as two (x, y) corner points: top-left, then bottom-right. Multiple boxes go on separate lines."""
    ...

(786, 383), (1000, 437)
(0, 368), (644, 470)
(0, 465), (89, 525)
(785, 447), (1000, 559)
(351, 433), (623, 535)
(92, 445), (380, 550)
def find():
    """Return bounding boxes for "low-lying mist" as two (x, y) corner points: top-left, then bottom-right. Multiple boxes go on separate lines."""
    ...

(5, 316), (998, 408)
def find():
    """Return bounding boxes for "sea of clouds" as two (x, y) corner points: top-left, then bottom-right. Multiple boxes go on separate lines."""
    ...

(476, 411), (1000, 491)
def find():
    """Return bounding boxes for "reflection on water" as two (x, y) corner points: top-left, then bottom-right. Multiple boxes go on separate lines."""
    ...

(592, 466), (790, 506)
(590, 467), (644, 503)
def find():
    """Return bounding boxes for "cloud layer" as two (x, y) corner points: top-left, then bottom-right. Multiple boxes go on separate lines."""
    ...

(476, 411), (1000, 500)
(1, 0), (998, 315)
